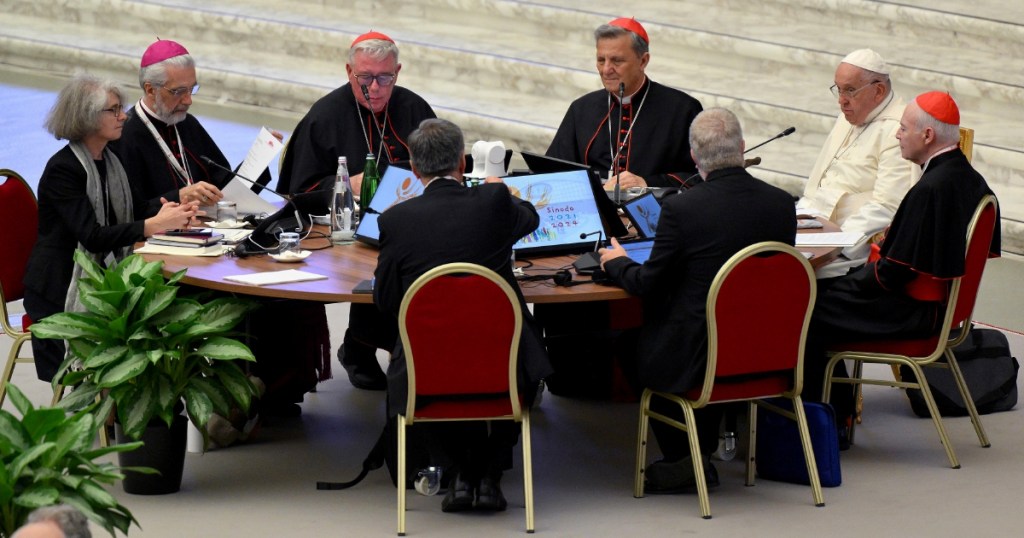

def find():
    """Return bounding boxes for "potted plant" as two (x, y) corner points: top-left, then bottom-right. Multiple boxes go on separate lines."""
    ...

(30, 252), (259, 494)
(0, 384), (143, 536)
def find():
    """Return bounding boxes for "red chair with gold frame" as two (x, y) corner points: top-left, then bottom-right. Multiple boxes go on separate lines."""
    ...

(634, 242), (823, 519)
(823, 195), (998, 469)
(396, 263), (534, 535)
(0, 169), (40, 407)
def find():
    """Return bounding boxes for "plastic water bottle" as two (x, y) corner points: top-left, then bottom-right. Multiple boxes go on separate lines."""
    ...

(414, 466), (442, 496)
(331, 156), (355, 244)
(360, 153), (380, 219)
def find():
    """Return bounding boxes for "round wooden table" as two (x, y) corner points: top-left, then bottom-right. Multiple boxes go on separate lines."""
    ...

(139, 220), (841, 304)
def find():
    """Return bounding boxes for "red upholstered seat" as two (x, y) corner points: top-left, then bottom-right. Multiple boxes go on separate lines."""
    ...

(822, 195), (998, 469)
(635, 242), (824, 519)
(1, 169), (40, 406)
(396, 263), (535, 535)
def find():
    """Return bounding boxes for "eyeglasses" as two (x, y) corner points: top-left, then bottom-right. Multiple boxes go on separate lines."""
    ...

(829, 81), (881, 99)
(100, 105), (123, 116)
(162, 84), (200, 97)
(354, 74), (397, 87)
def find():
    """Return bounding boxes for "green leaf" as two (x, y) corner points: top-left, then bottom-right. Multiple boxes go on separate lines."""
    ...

(6, 385), (33, 417)
(57, 383), (103, 413)
(14, 484), (59, 509)
(215, 364), (256, 412)
(20, 408), (65, 444)
(79, 289), (122, 318)
(116, 385), (158, 440)
(77, 479), (118, 509)
(73, 249), (105, 282)
(193, 336), (255, 362)
(195, 298), (258, 332)
(184, 387), (214, 429)
(10, 443), (56, 479)
(95, 351), (149, 387)
(0, 410), (29, 452)
(138, 285), (179, 323)
(82, 344), (129, 369)
(190, 377), (232, 417)
(29, 313), (108, 340)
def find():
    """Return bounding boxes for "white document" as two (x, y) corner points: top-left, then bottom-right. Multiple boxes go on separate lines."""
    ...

(219, 126), (285, 216)
(221, 179), (278, 216)
(237, 127), (284, 185)
(223, 269), (328, 286)
(135, 243), (231, 257)
(795, 232), (864, 247)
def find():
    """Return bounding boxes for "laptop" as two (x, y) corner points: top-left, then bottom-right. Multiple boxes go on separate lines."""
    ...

(520, 150), (592, 174)
(621, 192), (662, 238)
(520, 151), (628, 239)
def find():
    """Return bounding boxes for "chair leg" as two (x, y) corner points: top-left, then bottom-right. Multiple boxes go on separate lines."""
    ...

(521, 411), (535, 534)
(679, 402), (711, 519)
(791, 396), (825, 507)
(0, 343), (20, 408)
(634, 390), (653, 498)
(397, 416), (407, 536)
(745, 401), (756, 487)
(903, 360), (960, 469)
(944, 349), (990, 448)
(849, 360), (863, 444)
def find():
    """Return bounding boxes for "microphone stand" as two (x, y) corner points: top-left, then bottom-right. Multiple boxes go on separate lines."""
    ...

(360, 84), (392, 164)
(612, 82), (625, 206)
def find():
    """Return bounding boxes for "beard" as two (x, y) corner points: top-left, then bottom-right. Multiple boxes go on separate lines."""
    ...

(154, 92), (188, 125)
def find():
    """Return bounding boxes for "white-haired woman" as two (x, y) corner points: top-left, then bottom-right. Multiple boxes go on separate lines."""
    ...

(23, 74), (198, 382)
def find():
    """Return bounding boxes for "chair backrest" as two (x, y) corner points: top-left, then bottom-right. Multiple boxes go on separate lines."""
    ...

(959, 127), (974, 163)
(949, 194), (998, 336)
(692, 242), (816, 406)
(398, 263), (523, 420)
(0, 169), (38, 304)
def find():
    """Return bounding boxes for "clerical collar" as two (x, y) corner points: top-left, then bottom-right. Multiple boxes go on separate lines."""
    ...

(424, 175), (459, 189)
(921, 144), (960, 173)
(611, 77), (648, 105)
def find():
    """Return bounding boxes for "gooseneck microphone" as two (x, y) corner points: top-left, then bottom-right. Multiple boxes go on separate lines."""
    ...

(199, 155), (293, 200)
(676, 126), (796, 189)
(744, 126), (797, 154)
(360, 84), (391, 163)
(572, 229), (605, 275)
(612, 82), (626, 206)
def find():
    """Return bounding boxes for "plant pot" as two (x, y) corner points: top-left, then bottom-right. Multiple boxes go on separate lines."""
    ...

(116, 414), (188, 495)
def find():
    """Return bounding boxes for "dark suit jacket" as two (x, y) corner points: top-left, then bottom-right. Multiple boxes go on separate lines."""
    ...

(603, 167), (797, 393)
(23, 145), (147, 311)
(374, 179), (552, 415)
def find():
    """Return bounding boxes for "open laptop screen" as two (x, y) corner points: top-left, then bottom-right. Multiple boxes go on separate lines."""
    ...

(355, 168), (606, 257)
(354, 165), (421, 246)
(505, 170), (607, 257)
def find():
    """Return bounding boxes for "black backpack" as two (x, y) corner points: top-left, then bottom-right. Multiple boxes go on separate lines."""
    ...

(903, 327), (1019, 417)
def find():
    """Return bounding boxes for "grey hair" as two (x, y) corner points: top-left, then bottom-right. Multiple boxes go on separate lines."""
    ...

(594, 24), (649, 57)
(18, 504), (92, 538)
(854, 67), (892, 96)
(44, 74), (124, 142)
(688, 108), (745, 173)
(408, 118), (464, 178)
(348, 39), (399, 65)
(138, 54), (195, 90)
(913, 102), (961, 146)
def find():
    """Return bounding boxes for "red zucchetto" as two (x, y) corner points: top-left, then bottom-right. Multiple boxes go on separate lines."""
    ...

(351, 30), (395, 47)
(609, 17), (649, 44)
(916, 91), (960, 125)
